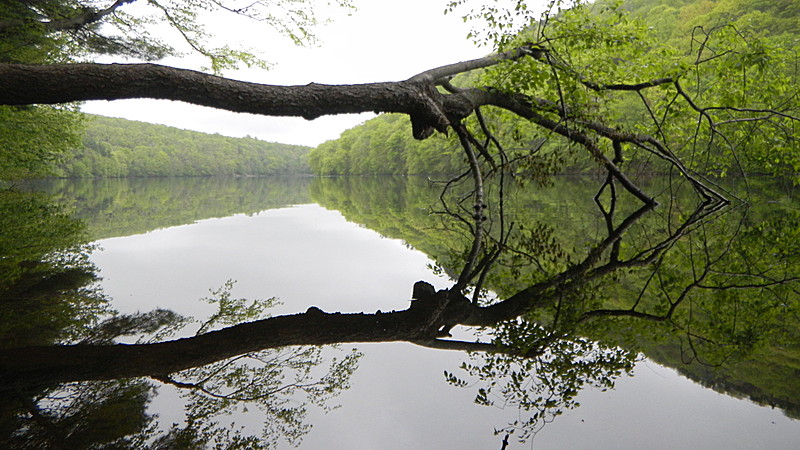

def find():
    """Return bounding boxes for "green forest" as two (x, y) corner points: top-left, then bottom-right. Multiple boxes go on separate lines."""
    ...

(55, 115), (311, 177)
(309, 0), (800, 177)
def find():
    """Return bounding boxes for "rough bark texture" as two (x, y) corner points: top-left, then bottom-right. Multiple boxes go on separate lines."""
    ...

(0, 63), (483, 135)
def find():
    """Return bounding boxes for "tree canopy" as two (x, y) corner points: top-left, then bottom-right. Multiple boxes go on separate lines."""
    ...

(0, 0), (353, 69)
(311, 0), (800, 179)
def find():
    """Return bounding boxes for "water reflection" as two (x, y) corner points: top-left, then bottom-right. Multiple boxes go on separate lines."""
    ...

(32, 176), (313, 240)
(1, 174), (799, 447)
(0, 188), (108, 349)
(313, 175), (800, 423)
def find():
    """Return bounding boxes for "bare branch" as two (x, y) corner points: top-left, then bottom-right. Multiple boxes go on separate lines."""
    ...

(452, 124), (486, 294)
(408, 44), (546, 83)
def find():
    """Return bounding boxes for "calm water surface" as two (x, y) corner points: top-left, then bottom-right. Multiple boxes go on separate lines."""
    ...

(49, 176), (800, 448)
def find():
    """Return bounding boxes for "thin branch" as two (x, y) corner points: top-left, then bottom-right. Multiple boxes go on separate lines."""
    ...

(412, 338), (543, 358)
(581, 77), (675, 92)
(453, 123), (486, 294)
(408, 44), (546, 83)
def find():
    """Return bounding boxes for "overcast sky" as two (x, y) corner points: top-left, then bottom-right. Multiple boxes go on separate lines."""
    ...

(81, 0), (535, 147)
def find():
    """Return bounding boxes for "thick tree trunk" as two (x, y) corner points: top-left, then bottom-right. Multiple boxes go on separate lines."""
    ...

(0, 63), (406, 116)
(0, 63), (475, 135)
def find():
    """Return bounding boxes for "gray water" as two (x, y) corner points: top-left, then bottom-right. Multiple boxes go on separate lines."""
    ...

(65, 175), (800, 449)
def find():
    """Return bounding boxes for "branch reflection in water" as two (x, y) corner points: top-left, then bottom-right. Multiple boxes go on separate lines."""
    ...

(1, 173), (799, 448)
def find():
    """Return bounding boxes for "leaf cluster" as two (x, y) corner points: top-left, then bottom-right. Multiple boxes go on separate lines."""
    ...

(445, 318), (634, 442)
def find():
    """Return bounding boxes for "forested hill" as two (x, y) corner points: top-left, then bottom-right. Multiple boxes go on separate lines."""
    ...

(308, 113), (463, 175)
(308, 0), (799, 176)
(55, 115), (312, 177)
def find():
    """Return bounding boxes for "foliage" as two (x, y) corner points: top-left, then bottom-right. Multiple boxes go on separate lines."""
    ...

(0, 188), (129, 446)
(622, 0), (800, 42)
(308, 113), (464, 175)
(82, 308), (190, 344)
(157, 282), (362, 448)
(313, 0), (799, 182)
(79, 281), (363, 447)
(0, 379), (158, 449)
(0, 106), (85, 180)
(55, 115), (312, 178)
(162, 345), (362, 448)
(0, 0), (355, 71)
(0, 0), (88, 182)
(196, 279), (279, 335)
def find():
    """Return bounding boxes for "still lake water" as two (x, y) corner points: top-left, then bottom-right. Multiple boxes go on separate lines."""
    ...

(43, 176), (800, 449)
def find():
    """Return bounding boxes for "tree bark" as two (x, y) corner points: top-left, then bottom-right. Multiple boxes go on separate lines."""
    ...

(0, 62), (481, 135)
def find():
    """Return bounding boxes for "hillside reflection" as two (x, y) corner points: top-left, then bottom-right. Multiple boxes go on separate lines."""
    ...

(311, 175), (800, 422)
(31, 176), (313, 240)
(1, 174), (798, 447)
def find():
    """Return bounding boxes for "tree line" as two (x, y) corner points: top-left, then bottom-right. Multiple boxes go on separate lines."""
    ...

(54, 115), (311, 177)
(42, 176), (313, 240)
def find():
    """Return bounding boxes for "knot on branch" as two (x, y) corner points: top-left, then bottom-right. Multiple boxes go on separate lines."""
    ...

(410, 115), (436, 140)
(412, 281), (436, 300)
(410, 281), (473, 338)
(305, 306), (325, 316)
(407, 81), (451, 140)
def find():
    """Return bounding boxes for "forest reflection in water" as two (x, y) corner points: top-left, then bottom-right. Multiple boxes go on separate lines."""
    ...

(1, 175), (799, 448)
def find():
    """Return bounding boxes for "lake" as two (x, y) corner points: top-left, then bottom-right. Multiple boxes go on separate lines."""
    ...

(4, 175), (800, 449)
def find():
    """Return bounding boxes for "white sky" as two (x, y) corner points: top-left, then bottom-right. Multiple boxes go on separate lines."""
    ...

(80, 0), (548, 147)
